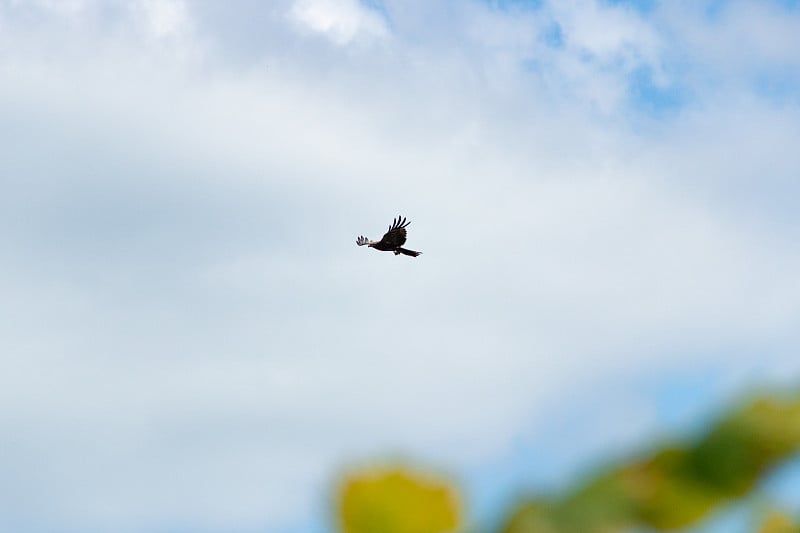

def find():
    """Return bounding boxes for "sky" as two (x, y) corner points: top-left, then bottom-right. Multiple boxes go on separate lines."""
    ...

(1, 0), (800, 531)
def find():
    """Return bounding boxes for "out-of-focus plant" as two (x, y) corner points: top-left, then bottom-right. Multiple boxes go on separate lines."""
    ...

(333, 392), (800, 533)
(336, 465), (461, 533)
(502, 393), (800, 533)
(757, 512), (798, 533)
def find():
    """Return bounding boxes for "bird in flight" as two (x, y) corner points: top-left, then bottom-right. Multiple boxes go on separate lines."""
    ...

(356, 216), (422, 257)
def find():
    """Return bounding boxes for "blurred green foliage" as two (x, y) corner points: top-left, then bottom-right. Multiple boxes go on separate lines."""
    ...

(334, 392), (800, 533)
(502, 393), (800, 533)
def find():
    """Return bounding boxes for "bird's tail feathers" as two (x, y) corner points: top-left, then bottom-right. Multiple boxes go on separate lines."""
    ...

(396, 248), (422, 257)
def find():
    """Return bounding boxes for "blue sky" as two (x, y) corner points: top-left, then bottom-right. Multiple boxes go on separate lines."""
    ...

(2, 1), (800, 532)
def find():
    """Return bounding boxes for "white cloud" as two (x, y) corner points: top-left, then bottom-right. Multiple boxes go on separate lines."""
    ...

(136, 0), (191, 39)
(289, 0), (388, 44)
(543, 0), (663, 109)
(9, 0), (89, 17)
(550, 0), (660, 64)
(1, 1), (800, 532)
(669, 0), (800, 69)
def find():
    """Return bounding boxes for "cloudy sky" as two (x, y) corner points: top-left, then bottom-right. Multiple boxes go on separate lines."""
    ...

(2, 0), (800, 531)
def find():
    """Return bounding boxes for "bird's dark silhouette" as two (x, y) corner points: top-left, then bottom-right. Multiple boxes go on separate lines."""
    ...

(356, 216), (422, 257)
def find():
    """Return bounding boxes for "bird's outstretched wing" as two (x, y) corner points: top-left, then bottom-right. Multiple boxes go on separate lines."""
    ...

(375, 216), (409, 249)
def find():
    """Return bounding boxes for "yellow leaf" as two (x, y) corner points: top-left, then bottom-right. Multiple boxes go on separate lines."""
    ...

(758, 512), (799, 533)
(337, 465), (461, 533)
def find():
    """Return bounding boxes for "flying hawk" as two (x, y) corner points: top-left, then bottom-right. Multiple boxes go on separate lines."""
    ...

(356, 216), (422, 257)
